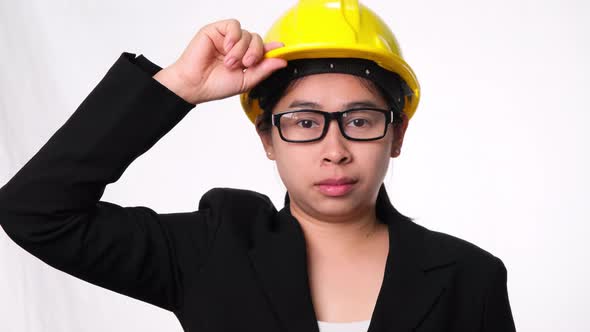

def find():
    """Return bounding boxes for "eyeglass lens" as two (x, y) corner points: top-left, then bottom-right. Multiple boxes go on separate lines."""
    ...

(278, 109), (387, 141)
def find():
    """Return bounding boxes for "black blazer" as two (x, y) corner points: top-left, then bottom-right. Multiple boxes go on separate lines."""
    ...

(0, 53), (516, 332)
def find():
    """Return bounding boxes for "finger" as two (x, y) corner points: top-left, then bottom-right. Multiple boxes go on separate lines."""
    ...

(263, 41), (285, 53)
(219, 19), (242, 53)
(243, 33), (264, 67)
(199, 19), (242, 55)
(242, 58), (288, 91)
(224, 29), (252, 68)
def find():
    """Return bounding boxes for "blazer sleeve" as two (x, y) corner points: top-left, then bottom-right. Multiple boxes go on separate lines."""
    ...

(0, 52), (210, 313)
(481, 257), (517, 331)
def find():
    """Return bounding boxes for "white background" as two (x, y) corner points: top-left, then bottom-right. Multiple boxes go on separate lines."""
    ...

(1, 0), (589, 331)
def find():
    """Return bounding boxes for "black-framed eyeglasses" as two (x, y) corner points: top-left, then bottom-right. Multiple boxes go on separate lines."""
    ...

(271, 107), (403, 143)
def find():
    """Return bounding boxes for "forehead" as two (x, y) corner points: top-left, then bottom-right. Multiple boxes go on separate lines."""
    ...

(275, 73), (388, 110)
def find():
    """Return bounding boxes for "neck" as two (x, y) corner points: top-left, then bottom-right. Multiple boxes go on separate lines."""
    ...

(288, 200), (384, 258)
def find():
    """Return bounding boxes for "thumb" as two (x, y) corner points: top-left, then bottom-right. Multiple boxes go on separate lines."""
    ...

(242, 57), (287, 92)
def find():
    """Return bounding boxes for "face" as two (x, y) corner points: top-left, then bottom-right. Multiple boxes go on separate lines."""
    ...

(258, 73), (409, 222)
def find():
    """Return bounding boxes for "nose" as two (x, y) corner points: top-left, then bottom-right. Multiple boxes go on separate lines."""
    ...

(320, 119), (352, 165)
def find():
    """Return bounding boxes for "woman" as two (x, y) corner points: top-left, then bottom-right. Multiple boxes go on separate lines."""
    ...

(0, 0), (516, 331)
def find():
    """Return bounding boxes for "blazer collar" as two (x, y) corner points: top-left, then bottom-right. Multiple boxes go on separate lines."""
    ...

(247, 184), (457, 332)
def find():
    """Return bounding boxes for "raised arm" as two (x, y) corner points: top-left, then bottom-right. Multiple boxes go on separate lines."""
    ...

(0, 19), (286, 312)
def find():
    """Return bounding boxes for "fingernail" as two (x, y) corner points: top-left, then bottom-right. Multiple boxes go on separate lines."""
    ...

(224, 40), (234, 52)
(244, 55), (255, 66)
(225, 57), (236, 67)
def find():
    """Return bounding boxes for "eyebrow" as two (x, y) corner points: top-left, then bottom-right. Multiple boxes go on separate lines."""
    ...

(287, 99), (380, 110)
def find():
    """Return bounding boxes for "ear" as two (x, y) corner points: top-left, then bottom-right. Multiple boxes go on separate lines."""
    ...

(255, 117), (276, 160)
(390, 113), (409, 158)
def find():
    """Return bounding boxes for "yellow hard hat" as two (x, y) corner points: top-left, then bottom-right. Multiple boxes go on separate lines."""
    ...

(240, 0), (420, 123)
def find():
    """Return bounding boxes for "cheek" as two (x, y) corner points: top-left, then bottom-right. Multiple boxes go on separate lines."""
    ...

(354, 140), (393, 181)
(359, 146), (390, 171)
(271, 135), (313, 186)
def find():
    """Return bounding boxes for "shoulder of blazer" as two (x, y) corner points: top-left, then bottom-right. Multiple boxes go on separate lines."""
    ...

(196, 187), (278, 245)
(415, 220), (505, 277)
(197, 187), (276, 213)
(419, 225), (512, 324)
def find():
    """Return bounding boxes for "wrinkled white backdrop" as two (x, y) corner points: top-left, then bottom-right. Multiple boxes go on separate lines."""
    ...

(1, 0), (589, 331)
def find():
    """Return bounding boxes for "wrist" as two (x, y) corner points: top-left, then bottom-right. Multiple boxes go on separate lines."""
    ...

(153, 67), (199, 105)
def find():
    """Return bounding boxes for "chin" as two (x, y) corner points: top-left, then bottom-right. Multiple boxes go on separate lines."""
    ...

(308, 193), (369, 218)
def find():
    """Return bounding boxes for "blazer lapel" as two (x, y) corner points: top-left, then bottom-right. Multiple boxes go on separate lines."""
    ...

(247, 206), (320, 332)
(368, 186), (457, 331)
(247, 185), (457, 332)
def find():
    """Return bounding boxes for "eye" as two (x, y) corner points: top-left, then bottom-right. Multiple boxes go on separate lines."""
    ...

(347, 118), (371, 128)
(353, 119), (368, 127)
(296, 119), (320, 129)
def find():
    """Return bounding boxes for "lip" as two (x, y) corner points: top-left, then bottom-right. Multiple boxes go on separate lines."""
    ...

(315, 177), (358, 197)
(316, 177), (357, 186)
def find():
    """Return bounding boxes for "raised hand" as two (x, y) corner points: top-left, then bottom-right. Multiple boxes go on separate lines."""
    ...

(153, 19), (287, 105)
